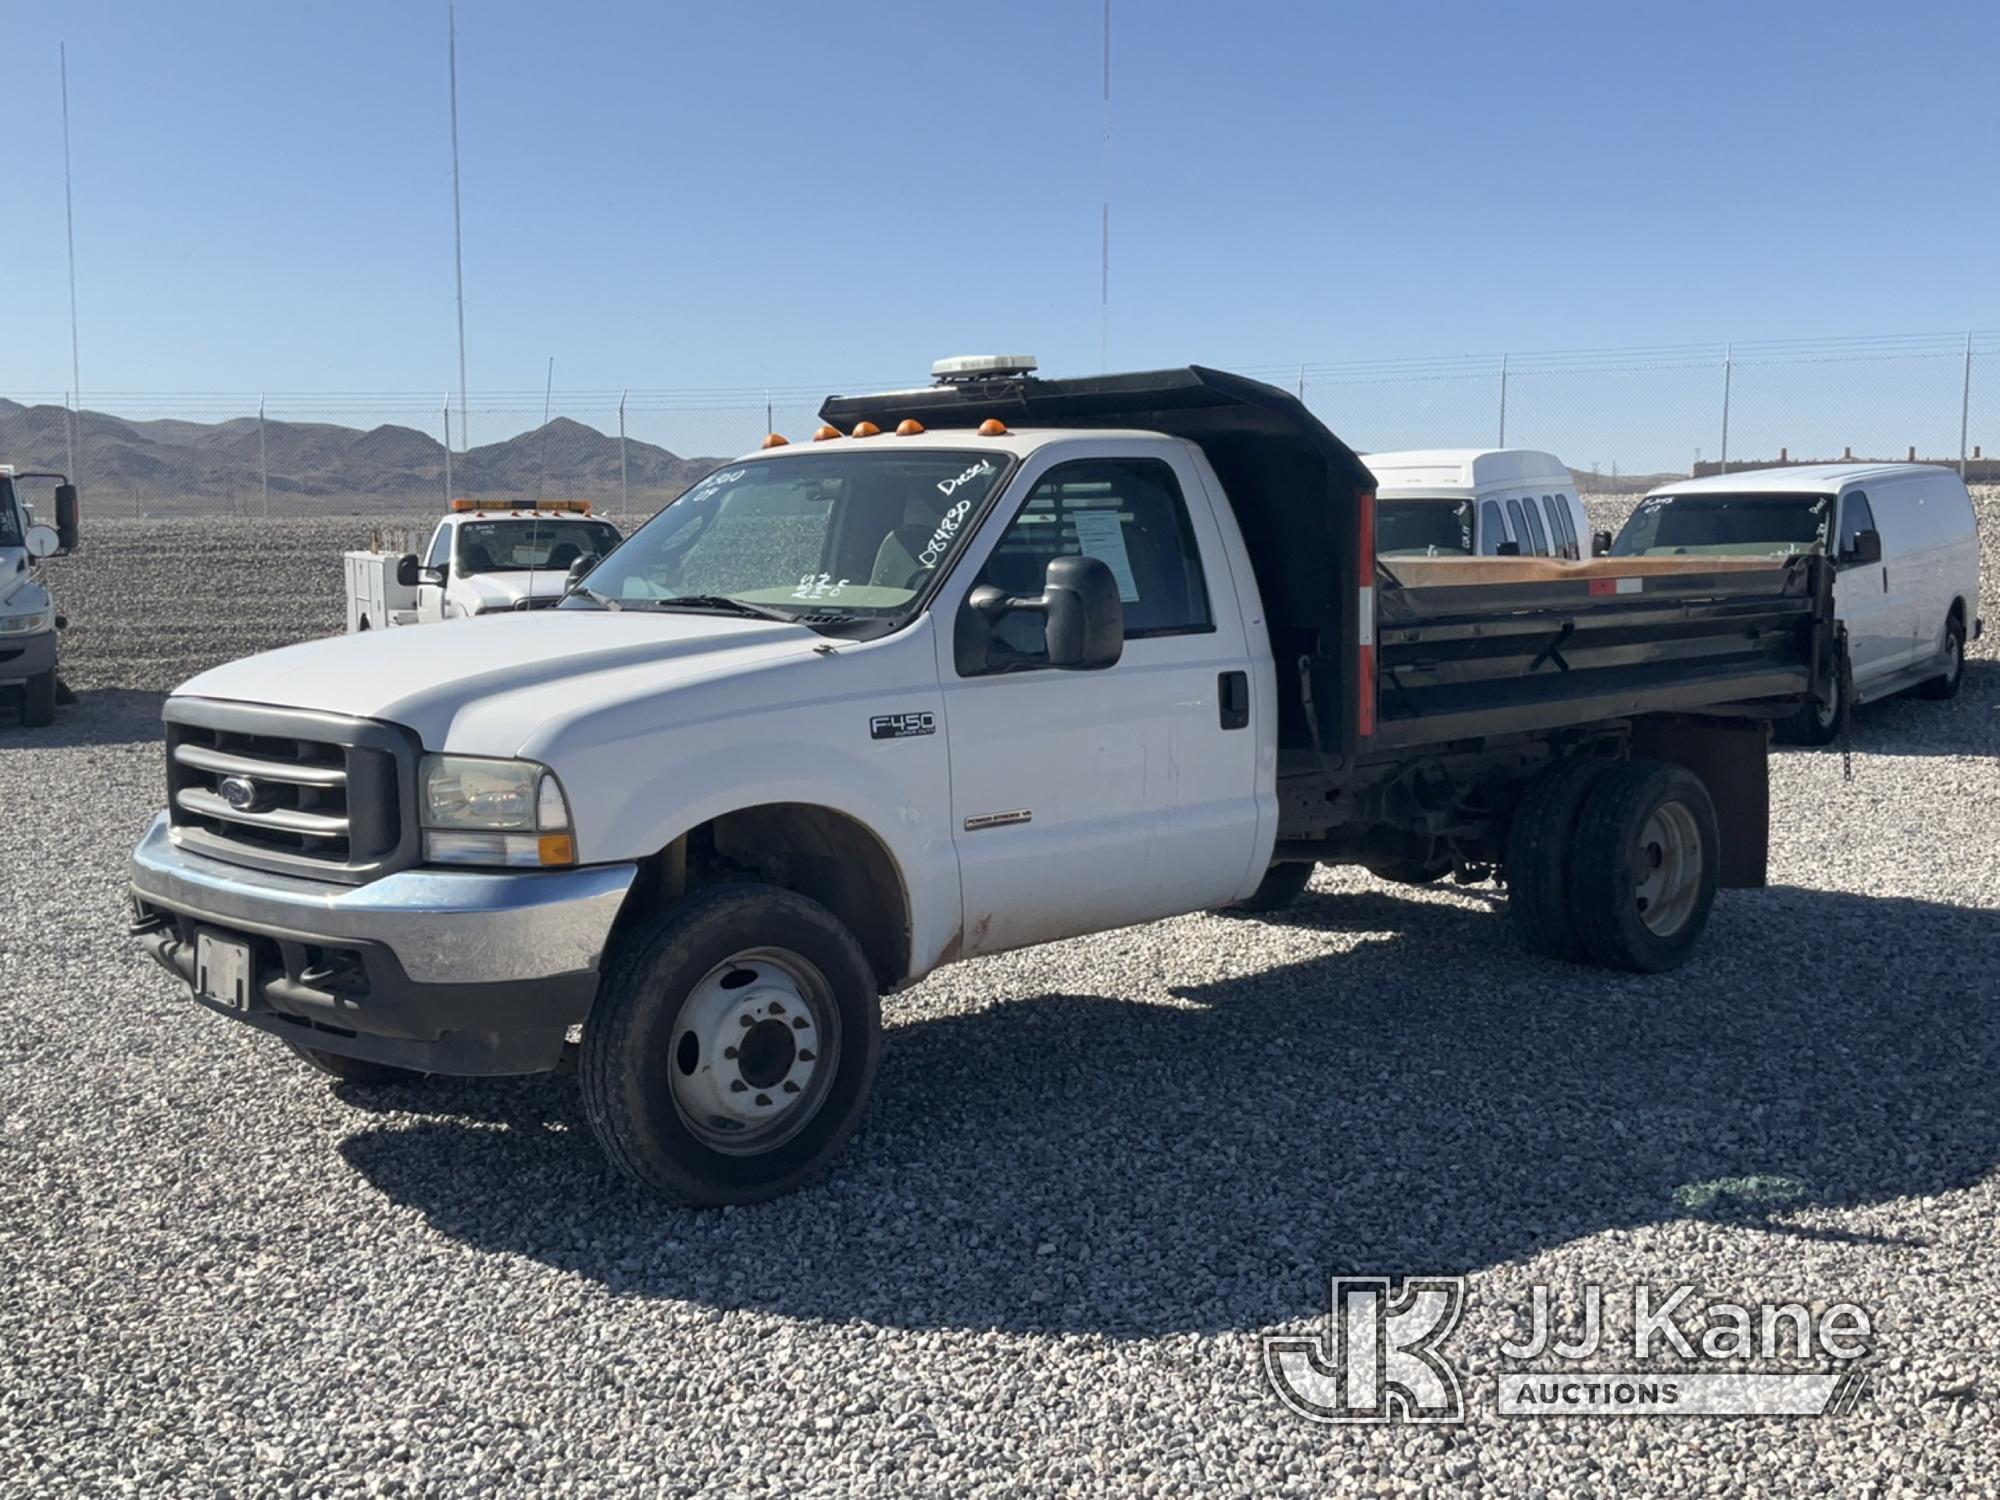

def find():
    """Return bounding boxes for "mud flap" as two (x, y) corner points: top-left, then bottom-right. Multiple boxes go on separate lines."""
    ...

(1629, 714), (1770, 889)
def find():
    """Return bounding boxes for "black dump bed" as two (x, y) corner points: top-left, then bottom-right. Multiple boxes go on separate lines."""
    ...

(822, 367), (1835, 760)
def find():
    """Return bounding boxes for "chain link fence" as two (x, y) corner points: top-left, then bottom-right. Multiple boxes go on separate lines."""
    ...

(4, 332), (1994, 520)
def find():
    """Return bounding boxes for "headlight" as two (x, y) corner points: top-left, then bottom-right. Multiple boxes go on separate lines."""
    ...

(0, 606), (54, 636)
(418, 754), (574, 867)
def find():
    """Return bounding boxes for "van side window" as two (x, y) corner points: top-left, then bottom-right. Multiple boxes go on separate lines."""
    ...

(1544, 495), (1576, 558)
(1478, 500), (1505, 554)
(1837, 491), (1876, 558)
(1519, 498), (1550, 556)
(970, 457), (1212, 668)
(1503, 498), (1530, 553)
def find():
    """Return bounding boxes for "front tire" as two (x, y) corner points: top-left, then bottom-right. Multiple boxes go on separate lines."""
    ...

(1916, 615), (1965, 700)
(21, 667), (56, 727)
(1567, 760), (1720, 973)
(1783, 648), (1845, 746)
(1224, 861), (1315, 913)
(579, 883), (882, 1204)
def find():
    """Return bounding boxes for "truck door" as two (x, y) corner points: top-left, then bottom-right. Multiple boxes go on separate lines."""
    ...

(935, 444), (1264, 957)
(417, 523), (452, 623)
(1833, 489), (1899, 684)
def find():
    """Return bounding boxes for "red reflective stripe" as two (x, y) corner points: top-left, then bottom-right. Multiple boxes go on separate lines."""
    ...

(1588, 577), (1616, 595)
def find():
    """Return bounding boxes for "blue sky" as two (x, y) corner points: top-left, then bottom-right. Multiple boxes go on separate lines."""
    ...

(4, 0), (1997, 417)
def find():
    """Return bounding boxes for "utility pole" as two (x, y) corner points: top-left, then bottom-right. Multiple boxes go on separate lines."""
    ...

(1497, 354), (1509, 446)
(537, 356), (553, 501)
(258, 395), (268, 519)
(1960, 331), (1974, 479)
(1718, 342), (1733, 475)
(618, 389), (629, 517)
(448, 2), (470, 451)
(59, 44), (83, 490)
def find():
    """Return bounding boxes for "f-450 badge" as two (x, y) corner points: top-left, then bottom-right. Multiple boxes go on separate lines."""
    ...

(870, 711), (937, 740)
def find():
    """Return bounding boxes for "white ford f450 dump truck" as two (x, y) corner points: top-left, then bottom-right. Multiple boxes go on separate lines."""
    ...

(129, 361), (1836, 1203)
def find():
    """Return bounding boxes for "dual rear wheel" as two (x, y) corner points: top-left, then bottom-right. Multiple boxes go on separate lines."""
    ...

(1506, 757), (1719, 972)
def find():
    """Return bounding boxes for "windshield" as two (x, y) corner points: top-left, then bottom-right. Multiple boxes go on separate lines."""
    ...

(569, 450), (1014, 632)
(1377, 497), (1473, 557)
(456, 518), (623, 574)
(1611, 493), (1831, 557)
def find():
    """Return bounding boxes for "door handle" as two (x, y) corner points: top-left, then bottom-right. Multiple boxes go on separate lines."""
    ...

(1881, 566), (1888, 594)
(1218, 670), (1249, 730)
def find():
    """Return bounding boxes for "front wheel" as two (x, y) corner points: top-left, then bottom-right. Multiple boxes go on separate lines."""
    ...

(21, 668), (56, 727)
(1223, 861), (1315, 914)
(579, 883), (882, 1204)
(1783, 650), (1845, 746)
(1916, 615), (1965, 700)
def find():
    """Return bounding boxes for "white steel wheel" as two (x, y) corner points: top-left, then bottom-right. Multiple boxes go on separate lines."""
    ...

(668, 948), (839, 1155)
(1631, 801), (1703, 938)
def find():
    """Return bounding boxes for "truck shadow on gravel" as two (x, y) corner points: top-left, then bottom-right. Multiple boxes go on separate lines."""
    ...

(337, 883), (2000, 1337)
(0, 688), (166, 749)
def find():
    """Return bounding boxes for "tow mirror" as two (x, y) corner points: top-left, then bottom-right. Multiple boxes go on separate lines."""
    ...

(24, 524), (60, 559)
(418, 563), (448, 587)
(1592, 529), (1613, 557)
(565, 554), (596, 594)
(956, 554), (1125, 674)
(1845, 528), (1883, 566)
(395, 554), (421, 588)
(54, 484), (80, 552)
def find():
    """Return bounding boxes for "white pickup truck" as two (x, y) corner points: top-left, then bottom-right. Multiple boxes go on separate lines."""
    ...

(344, 500), (624, 630)
(129, 361), (1835, 1204)
(1, 466), (81, 725)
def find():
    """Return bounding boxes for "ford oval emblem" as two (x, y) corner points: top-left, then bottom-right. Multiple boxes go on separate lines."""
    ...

(218, 776), (258, 811)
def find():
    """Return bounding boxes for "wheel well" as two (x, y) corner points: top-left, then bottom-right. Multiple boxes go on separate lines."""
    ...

(1948, 597), (1966, 627)
(609, 803), (912, 989)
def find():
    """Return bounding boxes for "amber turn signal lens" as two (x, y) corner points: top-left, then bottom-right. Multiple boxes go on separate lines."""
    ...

(813, 424), (842, 441)
(978, 418), (1009, 436)
(851, 420), (881, 437)
(537, 833), (576, 867)
(760, 432), (789, 448)
(896, 419), (924, 435)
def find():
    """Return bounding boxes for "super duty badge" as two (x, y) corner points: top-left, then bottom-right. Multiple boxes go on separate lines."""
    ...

(870, 712), (936, 740)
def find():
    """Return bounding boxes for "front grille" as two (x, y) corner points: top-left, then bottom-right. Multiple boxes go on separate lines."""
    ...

(163, 699), (420, 884)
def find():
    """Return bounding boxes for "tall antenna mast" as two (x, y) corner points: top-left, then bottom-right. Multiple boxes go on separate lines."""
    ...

(537, 355), (553, 501)
(1099, 0), (1111, 371)
(60, 43), (83, 487)
(448, 3), (470, 450)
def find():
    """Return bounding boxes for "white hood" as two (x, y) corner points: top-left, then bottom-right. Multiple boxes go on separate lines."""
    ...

(175, 610), (814, 752)
(459, 571), (569, 611)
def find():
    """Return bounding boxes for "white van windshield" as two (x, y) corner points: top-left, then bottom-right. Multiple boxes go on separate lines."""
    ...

(1611, 493), (1831, 557)
(1377, 498), (1474, 557)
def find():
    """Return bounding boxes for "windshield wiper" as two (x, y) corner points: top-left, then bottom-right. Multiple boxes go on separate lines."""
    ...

(647, 594), (801, 623)
(570, 585), (623, 611)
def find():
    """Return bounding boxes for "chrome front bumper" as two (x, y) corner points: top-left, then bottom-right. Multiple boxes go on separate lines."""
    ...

(128, 812), (638, 1074)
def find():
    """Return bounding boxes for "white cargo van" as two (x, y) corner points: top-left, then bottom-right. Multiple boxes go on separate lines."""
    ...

(1363, 449), (1593, 561)
(1612, 464), (1982, 742)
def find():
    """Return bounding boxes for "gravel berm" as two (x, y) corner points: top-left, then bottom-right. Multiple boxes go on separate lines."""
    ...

(2, 500), (1996, 1494)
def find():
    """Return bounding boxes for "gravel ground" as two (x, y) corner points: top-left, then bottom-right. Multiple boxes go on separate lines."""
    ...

(2, 499), (1996, 1495)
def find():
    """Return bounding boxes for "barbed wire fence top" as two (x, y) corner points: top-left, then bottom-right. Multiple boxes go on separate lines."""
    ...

(3, 330), (1993, 520)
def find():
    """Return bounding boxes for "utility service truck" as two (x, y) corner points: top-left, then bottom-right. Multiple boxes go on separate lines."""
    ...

(343, 498), (623, 631)
(129, 360), (1836, 1204)
(1, 465), (81, 726)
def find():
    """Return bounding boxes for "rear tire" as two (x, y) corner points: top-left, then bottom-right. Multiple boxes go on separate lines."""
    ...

(21, 668), (56, 727)
(1567, 760), (1719, 974)
(283, 1039), (428, 1085)
(1504, 756), (1613, 962)
(1916, 615), (1965, 700)
(1225, 861), (1315, 913)
(579, 882), (881, 1204)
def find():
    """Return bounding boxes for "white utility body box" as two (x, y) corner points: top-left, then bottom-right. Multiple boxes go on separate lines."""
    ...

(343, 550), (419, 633)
